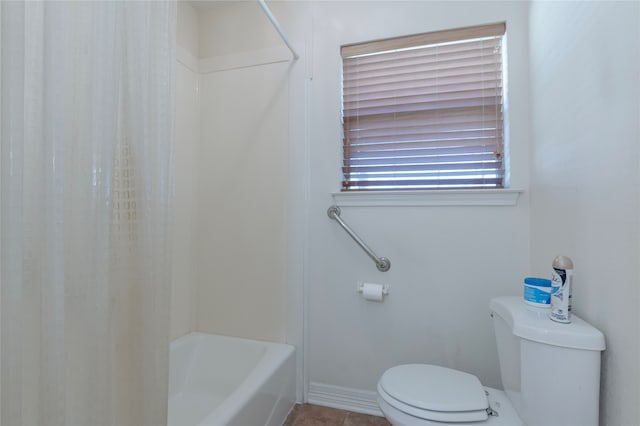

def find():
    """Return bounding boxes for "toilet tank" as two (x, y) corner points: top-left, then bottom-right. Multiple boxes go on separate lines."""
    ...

(490, 296), (605, 426)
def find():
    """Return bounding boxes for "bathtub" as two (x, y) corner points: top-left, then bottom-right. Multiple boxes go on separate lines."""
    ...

(168, 332), (296, 426)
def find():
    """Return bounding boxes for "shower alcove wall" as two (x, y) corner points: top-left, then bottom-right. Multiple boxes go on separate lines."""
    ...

(172, 1), (306, 400)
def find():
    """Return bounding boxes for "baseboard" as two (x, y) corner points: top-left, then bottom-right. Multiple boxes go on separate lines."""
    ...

(307, 382), (383, 417)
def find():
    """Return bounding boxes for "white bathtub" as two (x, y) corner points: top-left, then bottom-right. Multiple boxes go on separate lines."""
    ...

(168, 332), (296, 426)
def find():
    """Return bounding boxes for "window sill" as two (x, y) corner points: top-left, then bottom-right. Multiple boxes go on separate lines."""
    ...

(331, 189), (523, 207)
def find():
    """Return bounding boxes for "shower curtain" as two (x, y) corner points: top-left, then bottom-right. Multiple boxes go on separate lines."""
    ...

(1, 1), (175, 425)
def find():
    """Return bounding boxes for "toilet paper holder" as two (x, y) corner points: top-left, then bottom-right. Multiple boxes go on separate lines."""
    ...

(357, 282), (389, 301)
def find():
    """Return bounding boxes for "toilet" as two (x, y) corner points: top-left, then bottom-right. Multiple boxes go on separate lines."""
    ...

(377, 296), (605, 426)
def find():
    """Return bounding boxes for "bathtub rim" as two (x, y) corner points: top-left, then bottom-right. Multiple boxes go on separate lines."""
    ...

(169, 331), (296, 426)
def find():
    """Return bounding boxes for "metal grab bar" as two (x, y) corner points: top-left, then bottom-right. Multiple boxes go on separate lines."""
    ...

(327, 205), (391, 272)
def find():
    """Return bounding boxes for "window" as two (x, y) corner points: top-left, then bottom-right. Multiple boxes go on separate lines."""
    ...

(341, 23), (506, 191)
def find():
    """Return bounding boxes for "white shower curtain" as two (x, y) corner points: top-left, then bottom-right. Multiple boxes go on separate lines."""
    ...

(1, 2), (175, 425)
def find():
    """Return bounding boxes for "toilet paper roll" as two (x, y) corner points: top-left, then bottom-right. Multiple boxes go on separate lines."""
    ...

(362, 283), (384, 302)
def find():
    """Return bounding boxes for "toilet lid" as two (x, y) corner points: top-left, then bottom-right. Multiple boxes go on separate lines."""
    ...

(379, 364), (488, 414)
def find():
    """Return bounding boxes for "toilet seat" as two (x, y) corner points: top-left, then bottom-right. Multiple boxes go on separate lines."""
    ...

(378, 364), (489, 423)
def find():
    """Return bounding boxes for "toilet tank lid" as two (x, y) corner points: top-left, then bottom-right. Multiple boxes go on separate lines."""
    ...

(490, 296), (605, 351)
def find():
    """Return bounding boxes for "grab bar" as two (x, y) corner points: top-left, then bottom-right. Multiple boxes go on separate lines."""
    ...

(327, 205), (391, 272)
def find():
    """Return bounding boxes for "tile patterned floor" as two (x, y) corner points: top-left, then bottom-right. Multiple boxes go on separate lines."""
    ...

(284, 404), (391, 426)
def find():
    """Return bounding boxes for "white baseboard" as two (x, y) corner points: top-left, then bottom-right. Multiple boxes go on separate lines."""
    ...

(307, 382), (383, 417)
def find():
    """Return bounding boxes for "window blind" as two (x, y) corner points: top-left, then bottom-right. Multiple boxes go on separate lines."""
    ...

(341, 23), (506, 191)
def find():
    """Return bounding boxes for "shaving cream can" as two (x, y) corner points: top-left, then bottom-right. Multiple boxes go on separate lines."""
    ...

(550, 255), (573, 323)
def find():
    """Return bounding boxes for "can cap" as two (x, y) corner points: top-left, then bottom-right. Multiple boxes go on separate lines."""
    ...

(552, 255), (573, 270)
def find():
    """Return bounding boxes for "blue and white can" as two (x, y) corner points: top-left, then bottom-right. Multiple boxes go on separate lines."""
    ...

(523, 277), (552, 307)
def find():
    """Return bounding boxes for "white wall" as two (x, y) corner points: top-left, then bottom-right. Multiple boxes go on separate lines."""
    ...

(193, 2), (291, 343)
(171, 1), (200, 340)
(171, 3), (306, 396)
(529, 2), (640, 424)
(171, 2), (640, 423)
(305, 0), (531, 407)
(172, 1), (294, 343)
(197, 0), (282, 59)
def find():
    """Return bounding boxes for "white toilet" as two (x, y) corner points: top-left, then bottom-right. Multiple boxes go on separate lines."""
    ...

(377, 296), (605, 426)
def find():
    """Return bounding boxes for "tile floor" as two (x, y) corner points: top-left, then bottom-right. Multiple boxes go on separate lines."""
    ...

(283, 404), (391, 426)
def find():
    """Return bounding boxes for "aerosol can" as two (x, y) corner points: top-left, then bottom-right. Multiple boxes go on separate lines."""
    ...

(550, 255), (573, 323)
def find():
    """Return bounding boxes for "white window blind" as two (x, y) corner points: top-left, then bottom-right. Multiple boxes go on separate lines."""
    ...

(341, 23), (506, 191)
